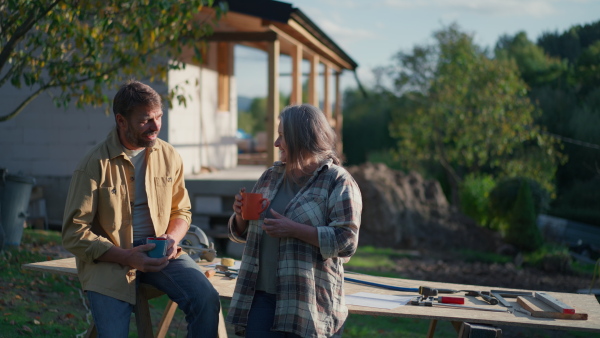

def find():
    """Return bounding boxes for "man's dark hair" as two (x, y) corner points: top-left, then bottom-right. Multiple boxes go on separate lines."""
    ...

(112, 80), (162, 119)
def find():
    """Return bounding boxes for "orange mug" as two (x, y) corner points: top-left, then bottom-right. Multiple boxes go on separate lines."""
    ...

(241, 192), (270, 220)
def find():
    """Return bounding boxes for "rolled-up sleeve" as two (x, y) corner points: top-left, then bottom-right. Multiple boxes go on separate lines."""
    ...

(318, 175), (362, 260)
(62, 170), (113, 263)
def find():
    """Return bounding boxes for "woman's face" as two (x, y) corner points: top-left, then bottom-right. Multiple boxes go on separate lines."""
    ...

(274, 121), (288, 162)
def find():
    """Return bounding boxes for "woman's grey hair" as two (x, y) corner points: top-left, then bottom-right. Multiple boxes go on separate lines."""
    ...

(112, 80), (162, 119)
(279, 103), (340, 174)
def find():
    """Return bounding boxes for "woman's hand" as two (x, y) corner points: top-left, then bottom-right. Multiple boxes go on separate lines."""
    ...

(262, 209), (296, 238)
(263, 210), (320, 246)
(232, 187), (248, 235)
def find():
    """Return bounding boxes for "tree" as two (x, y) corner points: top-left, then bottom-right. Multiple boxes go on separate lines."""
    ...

(238, 93), (288, 136)
(504, 181), (544, 252)
(342, 88), (397, 165)
(495, 32), (566, 87)
(388, 24), (564, 206)
(1, 0), (224, 122)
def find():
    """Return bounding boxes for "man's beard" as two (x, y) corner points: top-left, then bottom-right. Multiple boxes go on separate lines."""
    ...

(126, 126), (158, 148)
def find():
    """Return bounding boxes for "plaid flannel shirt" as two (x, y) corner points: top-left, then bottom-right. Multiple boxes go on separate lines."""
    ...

(226, 159), (362, 337)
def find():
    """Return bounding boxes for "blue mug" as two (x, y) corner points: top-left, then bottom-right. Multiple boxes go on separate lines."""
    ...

(147, 237), (168, 258)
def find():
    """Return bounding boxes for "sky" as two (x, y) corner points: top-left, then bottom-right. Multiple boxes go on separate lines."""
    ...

(234, 0), (600, 99)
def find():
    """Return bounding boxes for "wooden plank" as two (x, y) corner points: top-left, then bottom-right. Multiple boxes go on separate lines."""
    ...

(22, 258), (600, 333)
(22, 257), (77, 277)
(205, 31), (278, 42)
(517, 296), (588, 320)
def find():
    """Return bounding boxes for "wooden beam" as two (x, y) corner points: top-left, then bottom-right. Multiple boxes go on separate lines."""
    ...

(266, 40), (280, 166)
(206, 31), (278, 42)
(308, 54), (319, 107)
(269, 24), (341, 73)
(291, 44), (303, 105)
(287, 20), (354, 70)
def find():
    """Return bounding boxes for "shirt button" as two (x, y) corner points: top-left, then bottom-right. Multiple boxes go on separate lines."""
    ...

(130, 202), (134, 207)
(130, 176), (135, 181)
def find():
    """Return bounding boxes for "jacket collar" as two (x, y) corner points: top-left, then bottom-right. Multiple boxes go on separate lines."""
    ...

(106, 127), (160, 160)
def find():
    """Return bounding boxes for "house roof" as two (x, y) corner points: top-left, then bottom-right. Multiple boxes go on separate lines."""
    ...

(211, 0), (358, 71)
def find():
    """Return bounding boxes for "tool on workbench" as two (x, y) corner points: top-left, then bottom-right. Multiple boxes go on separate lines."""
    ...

(215, 261), (238, 278)
(465, 290), (498, 305)
(409, 296), (509, 312)
(534, 292), (576, 314)
(412, 286), (465, 305)
(489, 289), (533, 316)
(179, 225), (217, 262)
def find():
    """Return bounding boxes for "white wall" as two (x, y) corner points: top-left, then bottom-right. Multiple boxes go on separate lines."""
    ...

(168, 46), (238, 173)
(0, 85), (115, 177)
(0, 51), (240, 226)
(0, 85), (116, 224)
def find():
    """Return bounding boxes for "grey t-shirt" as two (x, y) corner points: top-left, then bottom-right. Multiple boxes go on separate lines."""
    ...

(256, 176), (302, 293)
(123, 147), (154, 241)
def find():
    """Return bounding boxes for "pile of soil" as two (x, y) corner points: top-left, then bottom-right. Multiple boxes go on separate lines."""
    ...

(346, 163), (594, 294)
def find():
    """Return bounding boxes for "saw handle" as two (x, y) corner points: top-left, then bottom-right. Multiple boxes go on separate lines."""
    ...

(438, 296), (465, 304)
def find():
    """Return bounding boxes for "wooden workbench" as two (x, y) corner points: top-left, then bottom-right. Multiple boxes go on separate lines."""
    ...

(22, 257), (600, 336)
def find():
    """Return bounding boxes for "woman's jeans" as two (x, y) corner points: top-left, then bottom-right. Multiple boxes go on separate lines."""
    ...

(87, 246), (221, 338)
(245, 291), (302, 338)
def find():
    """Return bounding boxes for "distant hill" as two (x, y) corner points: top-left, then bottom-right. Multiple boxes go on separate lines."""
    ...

(238, 96), (253, 112)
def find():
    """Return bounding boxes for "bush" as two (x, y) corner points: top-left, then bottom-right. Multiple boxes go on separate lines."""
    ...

(459, 174), (496, 228)
(488, 177), (550, 229)
(504, 182), (544, 252)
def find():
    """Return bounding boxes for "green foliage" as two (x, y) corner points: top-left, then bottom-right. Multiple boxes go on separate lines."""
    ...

(523, 244), (572, 273)
(488, 177), (550, 227)
(238, 94), (288, 136)
(537, 21), (600, 64)
(342, 88), (397, 165)
(459, 174), (496, 228)
(388, 23), (563, 206)
(550, 177), (600, 226)
(495, 31), (567, 87)
(456, 249), (512, 264)
(503, 182), (544, 252)
(1, 0), (224, 122)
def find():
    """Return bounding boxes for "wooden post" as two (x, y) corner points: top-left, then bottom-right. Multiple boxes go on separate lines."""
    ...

(334, 71), (343, 156)
(266, 39), (280, 166)
(308, 54), (319, 107)
(291, 44), (303, 105)
(323, 64), (331, 120)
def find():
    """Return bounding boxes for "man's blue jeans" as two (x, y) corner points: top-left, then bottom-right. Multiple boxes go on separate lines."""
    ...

(87, 253), (221, 338)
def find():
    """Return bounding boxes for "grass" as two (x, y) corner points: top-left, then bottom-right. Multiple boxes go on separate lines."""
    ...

(0, 229), (89, 337)
(2, 229), (599, 337)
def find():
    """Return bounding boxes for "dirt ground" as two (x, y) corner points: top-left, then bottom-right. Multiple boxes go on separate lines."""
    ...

(387, 250), (594, 294)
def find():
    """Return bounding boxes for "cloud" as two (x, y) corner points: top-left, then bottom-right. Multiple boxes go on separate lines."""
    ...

(382, 0), (559, 17)
(301, 6), (379, 48)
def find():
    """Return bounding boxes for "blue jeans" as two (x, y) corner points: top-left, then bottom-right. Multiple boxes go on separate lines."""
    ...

(87, 251), (221, 338)
(245, 291), (302, 338)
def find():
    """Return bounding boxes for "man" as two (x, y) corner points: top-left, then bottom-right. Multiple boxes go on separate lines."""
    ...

(62, 80), (220, 337)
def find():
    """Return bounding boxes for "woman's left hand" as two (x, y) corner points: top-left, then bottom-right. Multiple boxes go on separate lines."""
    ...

(262, 210), (297, 238)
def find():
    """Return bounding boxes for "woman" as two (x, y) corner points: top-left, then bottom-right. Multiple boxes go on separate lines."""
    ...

(226, 104), (362, 337)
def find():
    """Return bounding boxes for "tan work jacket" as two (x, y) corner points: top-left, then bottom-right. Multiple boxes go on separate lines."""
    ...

(62, 128), (191, 304)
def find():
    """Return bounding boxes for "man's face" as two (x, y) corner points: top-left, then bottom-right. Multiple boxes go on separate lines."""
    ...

(117, 105), (162, 150)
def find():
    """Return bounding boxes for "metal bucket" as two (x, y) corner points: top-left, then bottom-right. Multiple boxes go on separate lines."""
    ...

(0, 170), (36, 247)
